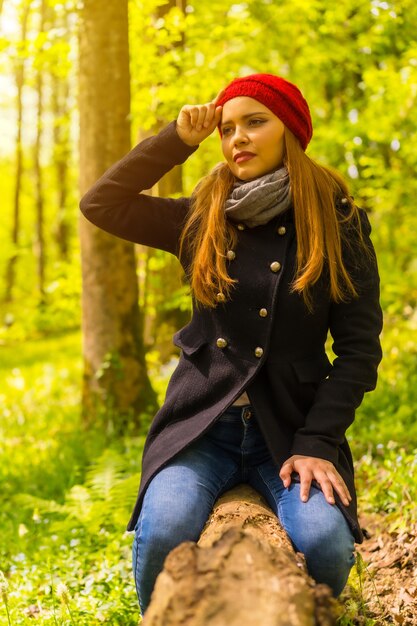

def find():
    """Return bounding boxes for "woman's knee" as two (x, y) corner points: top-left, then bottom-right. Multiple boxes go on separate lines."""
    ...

(306, 537), (355, 597)
(292, 505), (354, 559)
(279, 485), (355, 595)
(132, 447), (238, 612)
(293, 515), (355, 596)
(136, 476), (213, 551)
(132, 465), (216, 584)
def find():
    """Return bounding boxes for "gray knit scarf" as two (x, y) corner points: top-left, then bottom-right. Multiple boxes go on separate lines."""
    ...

(225, 167), (291, 228)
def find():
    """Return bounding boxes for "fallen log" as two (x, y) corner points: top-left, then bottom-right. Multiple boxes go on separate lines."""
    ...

(142, 484), (340, 626)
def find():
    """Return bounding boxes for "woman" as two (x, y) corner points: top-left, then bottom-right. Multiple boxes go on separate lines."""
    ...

(80, 73), (383, 614)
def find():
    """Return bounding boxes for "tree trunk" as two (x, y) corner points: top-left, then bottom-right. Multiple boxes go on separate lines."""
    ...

(4, 0), (31, 303)
(51, 5), (72, 261)
(33, 0), (47, 301)
(51, 68), (72, 260)
(78, 0), (157, 433)
(143, 485), (340, 626)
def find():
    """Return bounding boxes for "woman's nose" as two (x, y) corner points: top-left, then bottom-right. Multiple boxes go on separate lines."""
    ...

(233, 126), (248, 145)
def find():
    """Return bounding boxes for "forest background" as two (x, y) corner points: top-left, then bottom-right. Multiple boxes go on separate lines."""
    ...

(1, 0), (417, 624)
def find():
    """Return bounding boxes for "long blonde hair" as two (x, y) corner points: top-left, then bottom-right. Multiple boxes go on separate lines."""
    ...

(179, 127), (367, 309)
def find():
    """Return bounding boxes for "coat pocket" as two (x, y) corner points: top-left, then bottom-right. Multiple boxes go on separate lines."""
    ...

(173, 326), (208, 356)
(291, 355), (332, 383)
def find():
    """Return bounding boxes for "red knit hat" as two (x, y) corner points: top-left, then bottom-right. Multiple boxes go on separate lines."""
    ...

(217, 73), (313, 151)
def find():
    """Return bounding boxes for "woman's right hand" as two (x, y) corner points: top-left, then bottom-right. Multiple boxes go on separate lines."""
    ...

(176, 93), (224, 147)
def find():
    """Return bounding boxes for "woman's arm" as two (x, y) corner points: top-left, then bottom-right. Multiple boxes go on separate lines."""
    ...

(281, 210), (383, 502)
(79, 122), (198, 255)
(290, 210), (383, 459)
(79, 97), (222, 255)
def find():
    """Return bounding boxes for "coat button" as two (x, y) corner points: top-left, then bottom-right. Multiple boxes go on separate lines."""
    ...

(226, 250), (236, 260)
(216, 337), (228, 349)
(259, 308), (268, 317)
(277, 226), (286, 235)
(216, 292), (226, 303)
(270, 261), (281, 273)
(237, 223), (246, 231)
(254, 347), (264, 358)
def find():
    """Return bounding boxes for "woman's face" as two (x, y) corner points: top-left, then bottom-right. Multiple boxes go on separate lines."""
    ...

(220, 96), (285, 181)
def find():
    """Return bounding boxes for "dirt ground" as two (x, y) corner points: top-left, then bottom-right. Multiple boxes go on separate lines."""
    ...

(342, 513), (417, 625)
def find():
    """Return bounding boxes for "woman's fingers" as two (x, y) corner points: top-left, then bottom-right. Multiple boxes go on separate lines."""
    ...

(203, 102), (220, 128)
(188, 105), (200, 128)
(278, 458), (294, 488)
(329, 472), (352, 505)
(197, 104), (211, 130)
(213, 88), (226, 106)
(177, 101), (223, 145)
(279, 455), (352, 506)
(315, 472), (336, 504)
(187, 104), (214, 130)
(299, 470), (313, 503)
(315, 466), (352, 506)
(199, 102), (221, 129)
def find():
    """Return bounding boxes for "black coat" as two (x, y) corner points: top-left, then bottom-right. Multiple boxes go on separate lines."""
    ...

(80, 121), (383, 542)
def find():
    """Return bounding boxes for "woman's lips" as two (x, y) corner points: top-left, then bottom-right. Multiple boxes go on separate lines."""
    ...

(234, 152), (256, 163)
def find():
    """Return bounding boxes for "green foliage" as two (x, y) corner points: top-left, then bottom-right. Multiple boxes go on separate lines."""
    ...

(355, 443), (417, 526)
(348, 315), (417, 452)
(338, 553), (384, 625)
(0, 333), (86, 499)
(0, 158), (81, 341)
(0, 333), (145, 624)
(0, 443), (144, 624)
(2, 258), (81, 341)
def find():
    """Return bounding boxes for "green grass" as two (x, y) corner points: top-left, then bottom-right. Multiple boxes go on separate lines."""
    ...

(0, 332), (144, 625)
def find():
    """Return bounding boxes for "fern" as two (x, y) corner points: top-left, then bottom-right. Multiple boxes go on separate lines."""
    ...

(85, 449), (127, 501)
(14, 447), (142, 534)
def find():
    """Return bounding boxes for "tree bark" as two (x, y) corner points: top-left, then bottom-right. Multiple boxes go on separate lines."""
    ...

(51, 69), (71, 261)
(4, 0), (31, 303)
(143, 485), (340, 626)
(33, 0), (47, 301)
(51, 4), (72, 261)
(78, 0), (157, 433)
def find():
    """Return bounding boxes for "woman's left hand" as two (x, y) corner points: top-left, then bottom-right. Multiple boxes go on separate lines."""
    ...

(279, 455), (352, 506)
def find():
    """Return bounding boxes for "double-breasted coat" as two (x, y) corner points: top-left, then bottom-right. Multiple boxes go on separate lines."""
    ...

(80, 121), (383, 542)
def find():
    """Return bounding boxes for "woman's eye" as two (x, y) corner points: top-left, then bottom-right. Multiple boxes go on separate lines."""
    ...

(222, 127), (233, 136)
(249, 118), (264, 126)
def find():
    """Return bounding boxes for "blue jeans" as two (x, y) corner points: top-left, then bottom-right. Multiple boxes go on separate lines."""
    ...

(132, 405), (355, 614)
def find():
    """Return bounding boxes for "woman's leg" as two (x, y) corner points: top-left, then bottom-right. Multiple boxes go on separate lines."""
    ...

(132, 423), (241, 615)
(250, 462), (355, 596)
